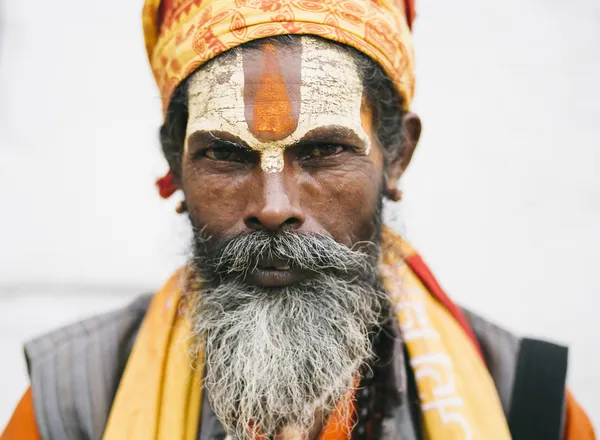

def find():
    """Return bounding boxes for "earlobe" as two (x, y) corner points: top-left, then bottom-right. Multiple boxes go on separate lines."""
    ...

(385, 187), (403, 202)
(384, 112), (421, 200)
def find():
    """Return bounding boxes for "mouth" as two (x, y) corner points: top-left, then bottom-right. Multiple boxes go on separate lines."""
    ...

(246, 258), (308, 287)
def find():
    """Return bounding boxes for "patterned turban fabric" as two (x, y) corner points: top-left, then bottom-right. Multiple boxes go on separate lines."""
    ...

(143, 0), (416, 114)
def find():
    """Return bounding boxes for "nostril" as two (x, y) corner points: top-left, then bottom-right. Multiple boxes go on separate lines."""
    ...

(245, 216), (262, 229)
(244, 214), (303, 231)
(283, 217), (300, 228)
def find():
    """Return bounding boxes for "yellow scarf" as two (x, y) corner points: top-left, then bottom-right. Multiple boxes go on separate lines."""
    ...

(103, 231), (511, 440)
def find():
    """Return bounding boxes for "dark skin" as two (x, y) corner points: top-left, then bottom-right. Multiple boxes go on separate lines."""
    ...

(178, 42), (422, 253)
(175, 44), (422, 264)
(180, 105), (421, 248)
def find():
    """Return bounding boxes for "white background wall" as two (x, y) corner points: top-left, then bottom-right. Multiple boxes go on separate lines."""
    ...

(1, 0), (599, 430)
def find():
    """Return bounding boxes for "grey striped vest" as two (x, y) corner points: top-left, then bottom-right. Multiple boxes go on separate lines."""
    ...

(23, 295), (568, 440)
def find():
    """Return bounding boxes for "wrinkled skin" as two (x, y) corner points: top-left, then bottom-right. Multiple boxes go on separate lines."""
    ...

(179, 37), (421, 249)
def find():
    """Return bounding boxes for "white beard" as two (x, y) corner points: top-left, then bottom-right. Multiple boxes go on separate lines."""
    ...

(187, 274), (386, 440)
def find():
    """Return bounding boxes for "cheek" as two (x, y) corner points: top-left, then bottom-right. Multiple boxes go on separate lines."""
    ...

(181, 162), (250, 234)
(301, 158), (383, 244)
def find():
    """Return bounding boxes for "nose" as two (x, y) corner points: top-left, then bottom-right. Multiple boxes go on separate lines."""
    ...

(244, 172), (305, 231)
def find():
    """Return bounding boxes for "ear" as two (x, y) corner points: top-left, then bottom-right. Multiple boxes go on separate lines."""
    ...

(384, 112), (421, 201)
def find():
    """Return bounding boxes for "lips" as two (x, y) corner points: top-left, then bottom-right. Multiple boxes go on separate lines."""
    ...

(246, 257), (307, 287)
(257, 257), (291, 271)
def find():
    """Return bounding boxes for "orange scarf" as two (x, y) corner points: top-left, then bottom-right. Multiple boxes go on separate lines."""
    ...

(102, 230), (511, 440)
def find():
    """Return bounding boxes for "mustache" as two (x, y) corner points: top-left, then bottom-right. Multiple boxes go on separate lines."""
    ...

(192, 229), (379, 280)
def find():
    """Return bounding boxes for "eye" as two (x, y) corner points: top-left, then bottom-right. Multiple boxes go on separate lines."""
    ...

(302, 144), (346, 160)
(203, 146), (241, 162)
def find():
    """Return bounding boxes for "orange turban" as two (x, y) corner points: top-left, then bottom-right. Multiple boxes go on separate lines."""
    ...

(143, 0), (416, 114)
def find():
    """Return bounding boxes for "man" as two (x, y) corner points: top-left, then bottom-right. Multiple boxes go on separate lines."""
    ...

(1, 0), (595, 439)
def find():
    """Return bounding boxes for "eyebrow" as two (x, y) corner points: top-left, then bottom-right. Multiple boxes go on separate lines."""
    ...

(186, 125), (369, 152)
(186, 130), (251, 151)
(295, 125), (368, 151)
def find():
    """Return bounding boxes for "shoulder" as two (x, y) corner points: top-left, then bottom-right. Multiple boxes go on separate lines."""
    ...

(463, 308), (571, 439)
(461, 308), (521, 415)
(24, 294), (152, 440)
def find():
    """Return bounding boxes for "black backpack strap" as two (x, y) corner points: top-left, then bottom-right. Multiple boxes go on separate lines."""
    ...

(508, 338), (568, 440)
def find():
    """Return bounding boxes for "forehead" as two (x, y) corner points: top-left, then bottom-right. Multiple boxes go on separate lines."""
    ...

(186, 37), (367, 151)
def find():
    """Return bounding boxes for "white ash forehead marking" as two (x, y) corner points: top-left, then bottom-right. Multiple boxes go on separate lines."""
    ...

(185, 36), (369, 172)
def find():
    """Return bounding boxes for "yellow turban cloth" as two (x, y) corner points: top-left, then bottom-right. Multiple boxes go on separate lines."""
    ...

(142, 0), (416, 114)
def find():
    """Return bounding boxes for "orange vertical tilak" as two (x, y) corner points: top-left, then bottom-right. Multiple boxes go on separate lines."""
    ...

(243, 42), (301, 142)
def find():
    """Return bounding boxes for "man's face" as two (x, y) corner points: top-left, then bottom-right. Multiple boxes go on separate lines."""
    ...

(181, 36), (385, 261)
(179, 36), (403, 439)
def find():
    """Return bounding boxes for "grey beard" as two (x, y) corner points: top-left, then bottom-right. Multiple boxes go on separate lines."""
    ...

(186, 230), (388, 439)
